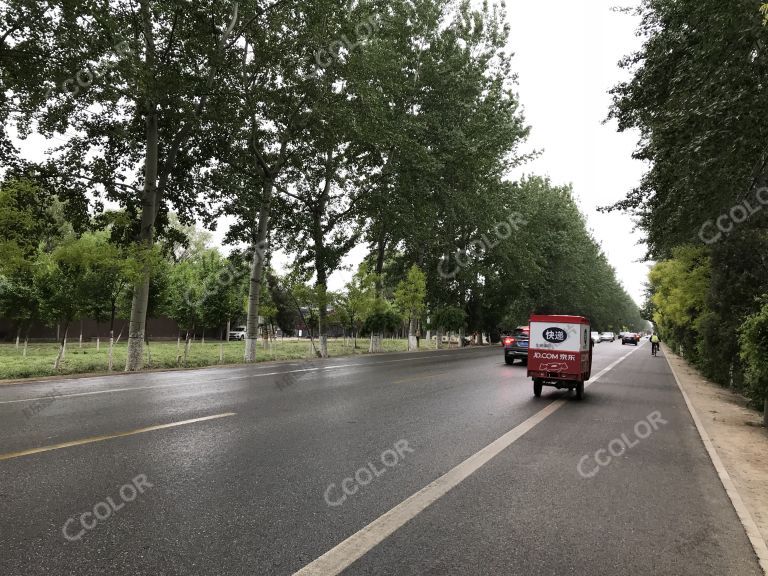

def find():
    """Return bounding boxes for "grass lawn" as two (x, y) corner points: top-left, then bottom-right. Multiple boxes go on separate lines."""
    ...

(0, 337), (452, 381)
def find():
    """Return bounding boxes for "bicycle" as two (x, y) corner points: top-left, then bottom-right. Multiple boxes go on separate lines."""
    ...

(651, 342), (659, 356)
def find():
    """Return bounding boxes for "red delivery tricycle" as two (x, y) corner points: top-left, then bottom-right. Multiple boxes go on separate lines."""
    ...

(526, 315), (593, 400)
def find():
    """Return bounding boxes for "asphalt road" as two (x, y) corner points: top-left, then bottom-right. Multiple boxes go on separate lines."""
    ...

(0, 340), (762, 575)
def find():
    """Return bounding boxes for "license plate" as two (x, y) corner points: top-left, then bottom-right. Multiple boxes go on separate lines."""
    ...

(520, 341), (529, 348)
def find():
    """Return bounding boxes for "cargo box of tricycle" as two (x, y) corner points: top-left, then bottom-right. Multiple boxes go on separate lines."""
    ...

(527, 315), (592, 399)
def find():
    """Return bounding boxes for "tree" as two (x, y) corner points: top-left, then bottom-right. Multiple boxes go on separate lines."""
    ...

(607, 0), (768, 407)
(739, 299), (768, 425)
(7, 0), (260, 371)
(35, 236), (106, 369)
(0, 274), (39, 351)
(394, 264), (427, 350)
(335, 275), (373, 348)
(163, 260), (204, 366)
(608, 0), (768, 257)
(430, 305), (466, 349)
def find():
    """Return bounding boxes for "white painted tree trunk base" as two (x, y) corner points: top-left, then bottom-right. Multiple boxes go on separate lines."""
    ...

(244, 338), (258, 362)
(408, 335), (418, 351)
(125, 335), (145, 372)
(319, 335), (328, 358)
(369, 334), (383, 353)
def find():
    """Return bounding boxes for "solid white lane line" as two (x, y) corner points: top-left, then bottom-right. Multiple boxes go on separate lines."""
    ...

(0, 350), (491, 406)
(665, 348), (768, 574)
(293, 344), (642, 576)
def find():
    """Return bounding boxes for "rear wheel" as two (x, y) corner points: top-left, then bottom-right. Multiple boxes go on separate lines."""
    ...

(505, 357), (515, 365)
(520, 358), (528, 366)
(533, 380), (542, 397)
(575, 381), (585, 400)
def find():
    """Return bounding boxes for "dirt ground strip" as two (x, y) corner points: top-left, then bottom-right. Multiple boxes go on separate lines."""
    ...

(666, 347), (768, 545)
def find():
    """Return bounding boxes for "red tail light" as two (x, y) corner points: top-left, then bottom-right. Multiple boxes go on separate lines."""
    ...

(503, 337), (516, 346)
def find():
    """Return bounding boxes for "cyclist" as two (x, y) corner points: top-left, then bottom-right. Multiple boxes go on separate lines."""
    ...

(650, 333), (660, 356)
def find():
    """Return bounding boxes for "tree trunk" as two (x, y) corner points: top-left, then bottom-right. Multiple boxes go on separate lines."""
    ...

(219, 342), (224, 364)
(53, 322), (69, 370)
(436, 327), (443, 349)
(374, 229), (387, 292)
(201, 328), (205, 345)
(14, 325), (20, 349)
(79, 319), (83, 348)
(22, 325), (29, 357)
(408, 316), (418, 351)
(176, 334), (182, 366)
(369, 333), (382, 353)
(126, 111), (160, 371)
(108, 330), (114, 371)
(226, 319), (230, 342)
(245, 177), (274, 362)
(184, 329), (191, 366)
(317, 283), (329, 359)
(764, 397), (768, 428)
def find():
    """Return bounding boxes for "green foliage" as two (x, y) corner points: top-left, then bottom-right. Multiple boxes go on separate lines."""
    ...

(34, 235), (108, 330)
(647, 245), (710, 358)
(609, 0), (768, 408)
(431, 306), (466, 332)
(363, 306), (403, 335)
(394, 265), (427, 321)
(266, 272), (299, 336)
(739, 299), (768, 404)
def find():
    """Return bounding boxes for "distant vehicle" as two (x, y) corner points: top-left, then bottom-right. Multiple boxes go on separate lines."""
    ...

(600, 331), (616, 342)
(229, 326), (247, 341)
(622, 332), (639, 345)
(503, 326), (530, 365)
(591, 331), (601, 344)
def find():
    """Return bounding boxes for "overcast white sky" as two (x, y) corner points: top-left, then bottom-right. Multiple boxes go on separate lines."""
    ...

(14, 0), (650, 305)
(503, 0), (650, 305)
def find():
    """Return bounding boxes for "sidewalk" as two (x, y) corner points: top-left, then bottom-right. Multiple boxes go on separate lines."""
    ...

(665, 346), (768, 549)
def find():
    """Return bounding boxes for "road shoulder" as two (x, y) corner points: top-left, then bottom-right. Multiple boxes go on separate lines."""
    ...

(665, 344), (768, 571)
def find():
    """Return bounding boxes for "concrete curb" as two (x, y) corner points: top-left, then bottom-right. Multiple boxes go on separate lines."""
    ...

(664, 344), (768, 575)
